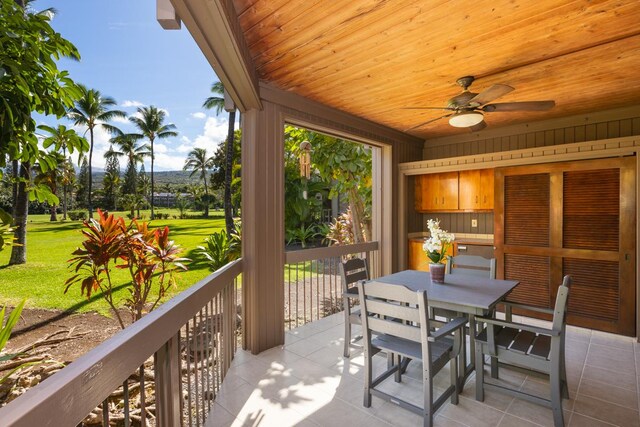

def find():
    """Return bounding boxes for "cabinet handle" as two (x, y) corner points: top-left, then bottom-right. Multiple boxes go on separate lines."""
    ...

(484, 196), (487, 203)
(475, 195), (478, 204)
(442, 197), (445, 205)
(434, 197), (438, 205)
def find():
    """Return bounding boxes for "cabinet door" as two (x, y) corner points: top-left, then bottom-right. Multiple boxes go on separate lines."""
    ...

(438, 172), (459, 210)
(408, 239), (430, 271)
(415, 174), (439, 211)
(458, 170), (480, 210)
(479, 169), (494, 209)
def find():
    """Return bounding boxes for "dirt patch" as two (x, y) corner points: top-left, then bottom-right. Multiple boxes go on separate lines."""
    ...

(6, 308), (125, 364)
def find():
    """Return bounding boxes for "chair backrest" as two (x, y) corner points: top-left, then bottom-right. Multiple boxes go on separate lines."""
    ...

(357, 280), (432, 360)
(339, 257), (370, 293)
(446, 255), (496, 279)
(551, 275), (572, 332)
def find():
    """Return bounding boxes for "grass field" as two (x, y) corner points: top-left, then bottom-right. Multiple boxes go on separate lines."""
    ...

(0, 210), (225, 316)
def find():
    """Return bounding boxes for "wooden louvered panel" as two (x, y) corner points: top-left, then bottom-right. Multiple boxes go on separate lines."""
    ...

(564, 258), (619, 322)
(504, 174), (550, 247)
(563, 169), (620, 251)
(504, 254), (550, 308)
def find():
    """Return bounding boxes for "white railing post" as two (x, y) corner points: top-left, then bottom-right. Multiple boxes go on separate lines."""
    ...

(154, 333), (182, 426)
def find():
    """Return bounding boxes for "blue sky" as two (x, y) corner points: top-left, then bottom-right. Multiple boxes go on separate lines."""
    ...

(35, 0), (232, 171)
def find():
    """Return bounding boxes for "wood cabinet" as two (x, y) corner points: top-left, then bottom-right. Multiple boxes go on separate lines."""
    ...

(415, 172), (459, 211)
(458, 169), (494, 210)
(408, 239), (453, 271)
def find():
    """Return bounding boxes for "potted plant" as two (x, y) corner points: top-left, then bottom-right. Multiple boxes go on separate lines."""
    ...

(422, 219), (454, 283)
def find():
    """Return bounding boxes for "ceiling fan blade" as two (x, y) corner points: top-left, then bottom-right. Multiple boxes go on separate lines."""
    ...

(467, 84), (514, 106)
(405, 113), (453, 131)
(402, 107), (455, 111)
(469, 121), (487, 132)
(482, 101), (555, 112)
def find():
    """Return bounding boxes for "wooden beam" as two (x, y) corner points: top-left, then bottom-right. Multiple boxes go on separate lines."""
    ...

(169, 0), (261, 111)
(156, 0), (181, 30)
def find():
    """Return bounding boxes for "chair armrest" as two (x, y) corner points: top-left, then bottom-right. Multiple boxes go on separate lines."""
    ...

(475, 316), (560, 337)
(429, 316), (467, 342)
(343, 288), (359, 299)
(502, 301), (554, 315)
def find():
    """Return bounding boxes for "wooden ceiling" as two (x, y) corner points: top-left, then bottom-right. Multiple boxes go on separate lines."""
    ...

(231, 0), (640, 139)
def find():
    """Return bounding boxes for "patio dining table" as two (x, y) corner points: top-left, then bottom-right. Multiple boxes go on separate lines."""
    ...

(374, 269), (519, 386)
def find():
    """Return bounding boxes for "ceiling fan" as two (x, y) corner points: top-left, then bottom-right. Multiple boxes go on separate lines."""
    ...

(406, 76), (555, 132)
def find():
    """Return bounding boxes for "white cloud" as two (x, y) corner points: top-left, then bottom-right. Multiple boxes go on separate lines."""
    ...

(193, 116), (228, 149)
(154, 143), (168, 154)
(112, 116), (130, 124)
(191, 112), (206, 120)
(121, 100), (144, 108)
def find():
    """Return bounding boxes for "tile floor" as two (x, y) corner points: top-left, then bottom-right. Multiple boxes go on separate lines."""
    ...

(207, 314), (640, 427)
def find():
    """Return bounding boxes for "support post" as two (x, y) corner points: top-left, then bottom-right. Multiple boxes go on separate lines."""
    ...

(241, 101), (285, 353)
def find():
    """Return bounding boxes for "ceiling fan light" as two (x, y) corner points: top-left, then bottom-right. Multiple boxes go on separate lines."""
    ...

(449, 111), (484, 127)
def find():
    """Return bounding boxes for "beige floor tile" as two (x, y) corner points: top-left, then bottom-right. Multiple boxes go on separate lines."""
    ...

(573, 394), (640, 427)
(306, 343), (347, 368)
(578, 379), (638, 410)
(498, 413), (545, 427)
(205, 402), (237, 427)
(306, 398), (383, 427)
(566, 339), (590, 363)
(506, 398), (571, 427)
(285, 336), (331, 357)
(462, 375), (515, 412)
(568, 413), (618, 427)
(590, 331), (636, 351)
(581, 365), (637, 391)
(520, 377), (575, 411)
(439, 395), (505, 427)
(566, 326), (592, 343)
(585, 344), (636, 373)
(255, 345), (303, 365)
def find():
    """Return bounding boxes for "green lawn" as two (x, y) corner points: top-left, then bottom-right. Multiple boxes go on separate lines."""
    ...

(0, 211), (224, 316)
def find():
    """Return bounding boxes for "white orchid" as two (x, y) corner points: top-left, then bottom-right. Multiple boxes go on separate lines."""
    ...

(423, 219), (454, 264)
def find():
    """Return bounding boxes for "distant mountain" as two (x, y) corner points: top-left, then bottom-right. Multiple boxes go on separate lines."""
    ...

(91, 170), (200, 188)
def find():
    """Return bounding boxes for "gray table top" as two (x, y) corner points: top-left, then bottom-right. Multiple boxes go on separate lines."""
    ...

(375, 270), (519, 315)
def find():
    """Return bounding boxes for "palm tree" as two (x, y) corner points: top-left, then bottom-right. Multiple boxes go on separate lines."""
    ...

(34, 152), (66, 221)
(129, 106), (177, 219)
(68, 85), (126, 218)
(110, 133), (148, 196)
(183, 148), (215, 217)
(203, 81), (237, 236)
(38, 124), (88, 220)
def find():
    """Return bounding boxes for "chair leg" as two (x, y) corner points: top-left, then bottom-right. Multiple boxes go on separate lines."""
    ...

(423, 369), (433, 427)
(490, 356), (498, 379)
(550, 370), (564, 427)
(343, 304), (351, 358)
(395, 354), (402, 383)
(475, 344), (485, 402)
(364, 350), (372, 408)
(450, 355), (459, 405)
(560, 352), (569, 399)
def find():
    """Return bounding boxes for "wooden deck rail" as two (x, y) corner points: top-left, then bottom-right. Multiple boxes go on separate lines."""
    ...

(0, 259), (243, 427)
(284, 242), (379, 328)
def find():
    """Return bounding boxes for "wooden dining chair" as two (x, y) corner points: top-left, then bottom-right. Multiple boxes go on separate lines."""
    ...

(445, 255), (496, 278)
(339, 257), (369, 357)
(474, 275), (572, 427)
(357, 280), (466, 427)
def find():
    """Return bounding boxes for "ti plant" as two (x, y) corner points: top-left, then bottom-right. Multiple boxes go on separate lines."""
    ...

(65, 210), (188, 328)
(0, 208), (14, 251)
(0, 300), (35, 385)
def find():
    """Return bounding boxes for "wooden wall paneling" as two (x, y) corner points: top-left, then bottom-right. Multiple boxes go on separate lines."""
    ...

(620, 157), (637, 336)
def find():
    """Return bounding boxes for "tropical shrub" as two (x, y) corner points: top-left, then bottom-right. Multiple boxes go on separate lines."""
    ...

(0, 300), (35, 385)
(326, 208), (355, 246)
(0, 208), (13, 251)
(65, 210), (188, 328)
(68, 210), (87, 221)
(197, 224), (241, 271)
(286, 224), (318, 248)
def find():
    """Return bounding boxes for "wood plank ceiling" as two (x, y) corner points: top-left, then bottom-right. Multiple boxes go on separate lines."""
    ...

(231, 0), (640, 139)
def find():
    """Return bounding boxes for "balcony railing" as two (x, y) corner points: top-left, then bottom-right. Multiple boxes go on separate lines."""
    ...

(284, 241), (379, 329)
(0, 259), (243, 427)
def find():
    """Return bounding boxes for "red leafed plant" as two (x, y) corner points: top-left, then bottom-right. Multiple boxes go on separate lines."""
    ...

(65, 210), (188, 328)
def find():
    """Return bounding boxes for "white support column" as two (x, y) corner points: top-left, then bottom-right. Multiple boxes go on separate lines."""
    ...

(241, 101), (285, 353)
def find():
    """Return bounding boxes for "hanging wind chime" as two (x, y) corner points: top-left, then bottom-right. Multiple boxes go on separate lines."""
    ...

(299, 140), (312, 199)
